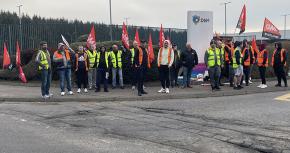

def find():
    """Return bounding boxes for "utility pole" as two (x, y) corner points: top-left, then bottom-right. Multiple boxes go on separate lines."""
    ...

(221, 2), (231, 36)
(124, 17), (130, 25)
(17, 4), (23, 50)
(282, 14), (290, 39)
(109, 0), (113, 41)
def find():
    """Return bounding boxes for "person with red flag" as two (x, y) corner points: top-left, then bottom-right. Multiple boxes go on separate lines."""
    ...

(35, 41), (52, 99)
(240, 40), (253, 86)
(2, 42), (11, 69)
(53, 43), (75, 96)
(134, 40), (150, 96)
(257, 44), (269, 89)
(86, 26), (97, 90)
(272, 42), (288, 87)
(157, 40), (174, 94)
(130, 41), (139, 90)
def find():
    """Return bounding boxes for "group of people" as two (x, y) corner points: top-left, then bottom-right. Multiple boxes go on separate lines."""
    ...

(204, 39), (288, 91)
(35, 38), (288, 99)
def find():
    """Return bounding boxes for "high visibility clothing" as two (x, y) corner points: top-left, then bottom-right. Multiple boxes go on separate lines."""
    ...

(137, 47), (151, 68)
(96, 52), (109, 68)
(257, 49), (268, 67)
(130, 48), (135, 64)
(225, 45), (234, 63)
(87, 50), (97, 68)
(110, 50), (122, 68)
(207, 47), (221, 67)
(158, 48), (172, 67)
(242, 47), (251, 67)
(53, 50), (71, 69)
(232, 48), (242, 69)
(272, 49), (286, 67)
(38, 50), (49, 70)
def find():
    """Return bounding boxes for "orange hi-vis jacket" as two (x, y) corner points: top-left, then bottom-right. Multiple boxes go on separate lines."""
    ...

(257, 49), (268, 67)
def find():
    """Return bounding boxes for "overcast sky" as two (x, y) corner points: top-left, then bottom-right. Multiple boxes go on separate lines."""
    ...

(1, 0), (290, 33)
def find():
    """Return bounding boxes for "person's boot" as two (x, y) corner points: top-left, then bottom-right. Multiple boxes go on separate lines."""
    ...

(138, 91), (142, 96)
(215, 86), (221, 90)
(275, 84), (282, 87)
(95, 88), (100, 92)
(104, 88), (109, 92)
(141, 90), (148, 94)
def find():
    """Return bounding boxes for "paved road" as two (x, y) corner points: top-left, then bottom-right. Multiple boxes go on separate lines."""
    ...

(0, 91), (290, 153)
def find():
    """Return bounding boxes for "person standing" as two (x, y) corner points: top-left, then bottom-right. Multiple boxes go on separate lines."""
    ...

(134, 40), (150, 96)
(157, 40), (174, 93)
(217, 40), (225, 86)
(224, 40), (234, 87)
(35, 41), (52, 99)
(204, 40), (222, 91)
(232, 41), (243, 90)
(170, 44), (181, 88)
(53, 43), (74, 96)
(95, 46), (110, 92)
(241, 40), (252, 86)
(86, 44), (97, 90)
(257, 44), (268, 89)
(75, 45), (89, 93)
(110, 45), (124, 89)
(272, 42), (288, 87)
(180, 43), (199, 88)
(130, 41), (139, 90)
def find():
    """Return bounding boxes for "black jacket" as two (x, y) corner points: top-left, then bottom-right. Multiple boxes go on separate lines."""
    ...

(180, 48), (198, 68)
(134, 47), (148, 68)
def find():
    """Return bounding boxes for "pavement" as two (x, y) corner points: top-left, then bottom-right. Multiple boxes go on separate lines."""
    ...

(0, 91), (290, 152)
(0, 79), (289, 102)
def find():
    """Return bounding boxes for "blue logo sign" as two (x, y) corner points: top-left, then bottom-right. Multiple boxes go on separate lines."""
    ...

(192, 15), (210, 25)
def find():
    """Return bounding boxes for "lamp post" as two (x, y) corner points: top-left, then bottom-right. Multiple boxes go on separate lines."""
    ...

(221, 2), (231, 36)
(282, 14), (290, 39)
(17, 4), (23, 50)
(109, 0), (113, 41)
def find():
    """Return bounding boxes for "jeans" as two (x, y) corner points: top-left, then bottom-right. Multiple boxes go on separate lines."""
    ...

(112, 68), (123, 87)
(136, 66), (146, 93)
(241, 66), (250, 85)
(76, 68), (88, 89)
(258, 66), (266, 84)
(182, 66), (192, 87)
(58, 68), (72, 92)
(159, 65), (170, 89)
(274, 65), (287, 86)
(208, 66), (221, 88)
(41, 69), (51, 96)
(88, 68), (96, 89)
(96, 68), (108, 90)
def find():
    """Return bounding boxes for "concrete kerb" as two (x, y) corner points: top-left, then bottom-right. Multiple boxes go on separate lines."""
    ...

(0, 87), (289, 103)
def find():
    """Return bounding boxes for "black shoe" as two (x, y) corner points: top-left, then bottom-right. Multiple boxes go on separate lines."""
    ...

(112, 86), (116, 89)
(212, 86), (216, 91)
(138, 92), (142, 96)
(219, 83), (224, 86)
(246, 83), (249, 86)
(233, 86), (240, 90)
(238, 85), (243, 89)
(215, 86), (221, 90)
(285, 84), (288, 87)
(275, 84), (282, 87)
(120, 86), (125, 89)
(141, 91), (148, 94)
(104, 89), (109, 92)
(95, 89), (100, 92)
(187, 85), (193, 88)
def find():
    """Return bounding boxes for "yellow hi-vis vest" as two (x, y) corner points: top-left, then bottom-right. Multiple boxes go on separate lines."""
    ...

(96, 52), (109, 68)
(207, 48), (221, 67)
(87, 50), (97, 68)
(38, 50), (49, 70)
(130, 48), (135, 64)
(110, 50), (122, 68)
(232, 48), (242, 69)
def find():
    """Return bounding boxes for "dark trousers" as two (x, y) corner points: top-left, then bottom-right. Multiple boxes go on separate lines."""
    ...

(209, 66), (221, 88)
(229, 65), (234, 85)
(96, 68), (108, 90)
(241, 66), (250, 85)
(130, 66), (137, 86)
(170, 66), (179, 86)
(136, 66), (146, 93)
(76, 68), (88, 89)
(258, 66), (266, 84)
(219, 66), (226, 85)
(40, 69), (51, 96)
(274, 65), (287, 86)
(159, 65), (170, 89)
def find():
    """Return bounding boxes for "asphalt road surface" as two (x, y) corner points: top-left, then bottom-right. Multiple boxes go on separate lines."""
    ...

(0, 91), (290, 153)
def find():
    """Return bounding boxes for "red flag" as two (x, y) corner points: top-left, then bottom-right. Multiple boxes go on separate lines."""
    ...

(148, 33), (155, 63)
(159, 24), (165, 48)
(134, 28), (141, 46)
(122, 22), (130, 50)
(2, 42), (11, 69)
(18, 66), (27, 83)
(16, 41), (21, 67)
(251, 37), (258, 54)
(262, 18), (281, 39)
(236, 5), (246, 35)
(87, 25), (96, 49)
